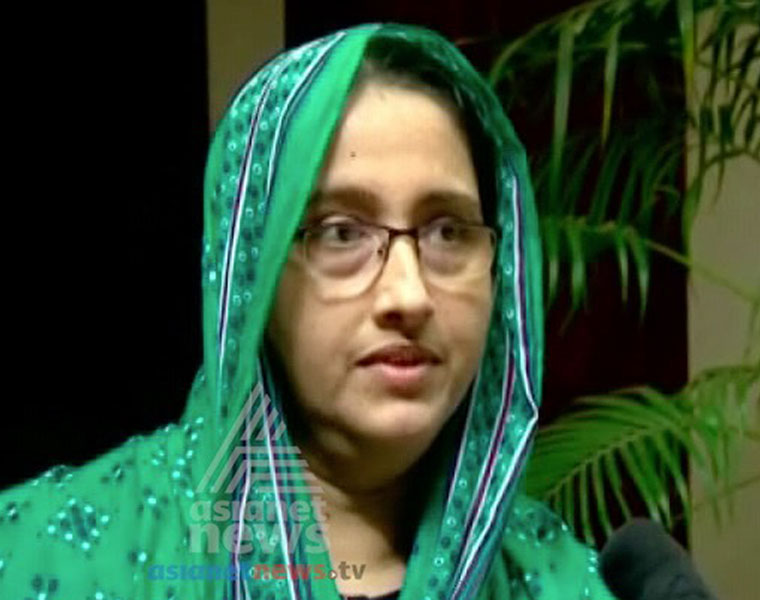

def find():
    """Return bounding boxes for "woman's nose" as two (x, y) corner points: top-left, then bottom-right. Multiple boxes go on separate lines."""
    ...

(371, 236), (434, 332)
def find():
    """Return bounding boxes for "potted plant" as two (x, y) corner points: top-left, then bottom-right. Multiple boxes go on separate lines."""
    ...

(485, 0), (760, 545)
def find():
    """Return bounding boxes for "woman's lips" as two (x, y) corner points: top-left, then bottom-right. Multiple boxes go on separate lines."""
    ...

(359, 361), (437, 396)
(355, 343), (442, 396)
(356, 342), (442, 367)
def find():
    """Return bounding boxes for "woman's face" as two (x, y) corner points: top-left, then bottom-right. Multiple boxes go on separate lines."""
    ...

(266, 81), (493, 455)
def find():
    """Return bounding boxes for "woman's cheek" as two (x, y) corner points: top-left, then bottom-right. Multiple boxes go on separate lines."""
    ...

(453, 302), (492, 384)
(296, 312), (347, 400)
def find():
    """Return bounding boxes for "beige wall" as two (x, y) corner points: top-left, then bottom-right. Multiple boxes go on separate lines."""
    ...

(687, 17), (760, 600)
(688, 155), (760, 600)
(206, 0), (284, 131)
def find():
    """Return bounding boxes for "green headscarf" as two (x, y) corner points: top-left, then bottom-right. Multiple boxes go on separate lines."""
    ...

(0, 23), (616, 600)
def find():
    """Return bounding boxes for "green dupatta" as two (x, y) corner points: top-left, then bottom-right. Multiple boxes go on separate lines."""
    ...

(0, 23), (616, 600)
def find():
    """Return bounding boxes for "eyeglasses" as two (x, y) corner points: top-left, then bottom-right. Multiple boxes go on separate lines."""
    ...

(293, 216), (497, 299)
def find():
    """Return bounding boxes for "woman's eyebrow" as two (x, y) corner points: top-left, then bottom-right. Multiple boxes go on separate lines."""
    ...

(421, 191), (481, 215)
(307, 186), (481, 218)
(308, 186), (378, 212)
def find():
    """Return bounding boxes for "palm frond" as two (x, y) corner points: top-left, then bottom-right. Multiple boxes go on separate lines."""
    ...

(539, 215), (653, 316)
(524, 361), (760, 545)
(532, 114), (684, 313)
(490, 0), (759, 308)
(491, 0), (759, 549)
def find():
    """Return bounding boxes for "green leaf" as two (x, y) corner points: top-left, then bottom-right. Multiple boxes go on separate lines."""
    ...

(579, 464), (595, 544)
(650, 433), (692, 528)
(542, 217), (561, 308)
(740, 65), (760, 145)
(565, 136), (599, 215)
(613, 229), (630, 304)
(736, 33), (758, 88)
(550, 23), (575, 213)
(591, 458), (614, 538)
(617, 151), (640, 227)
(677, 0), (696, 104)
(563, 473), (576, 535)
(706, 26), (721, 107)
(689, 417), (726, 527)
(626, 386), (685, 428)
(625, 230), (650, 322)
(682, 176), (702, 257)
(724, 28), (736, 99)
(580, 394), (677, 430)
(650, 140), (685, 218)
(565, 219), (587, 313)
(602, 20), (623, 147)
(632, 438), (671, 527)
(645, 0), (670, 19)
(619, 444), (661, 522)
(637, 128), (679, 233)
(589, 132), (627, 225)
(745, 114), (758, 146)
(718, 104), (734, 145)
(717, 101), (739, 193)
(603, 453), (632, 522)
(488, 27), (538, 85)
(699, 105), (715, 139)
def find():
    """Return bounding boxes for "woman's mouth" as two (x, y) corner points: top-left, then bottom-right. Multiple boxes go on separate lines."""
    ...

(356, 342), (442, 396)
(357, 357), (439, 396)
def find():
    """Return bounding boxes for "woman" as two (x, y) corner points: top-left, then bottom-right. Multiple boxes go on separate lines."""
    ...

(0, 23), (616, 599)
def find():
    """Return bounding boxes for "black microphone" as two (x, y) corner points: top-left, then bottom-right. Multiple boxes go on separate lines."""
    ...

(600, 519), (718, 600)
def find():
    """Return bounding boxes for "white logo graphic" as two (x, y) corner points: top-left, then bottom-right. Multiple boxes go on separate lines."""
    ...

(196, 382), (322, 496)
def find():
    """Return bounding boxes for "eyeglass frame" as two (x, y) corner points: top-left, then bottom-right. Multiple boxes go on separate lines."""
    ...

(291, 216), (499, 296)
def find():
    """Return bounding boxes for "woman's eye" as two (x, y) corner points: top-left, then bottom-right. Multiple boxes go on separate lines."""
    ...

(429, 219), (467, 243)
(318, 221), (366, 243)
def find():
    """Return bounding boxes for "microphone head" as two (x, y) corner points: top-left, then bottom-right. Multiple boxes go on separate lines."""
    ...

(600, 519), (715, 600)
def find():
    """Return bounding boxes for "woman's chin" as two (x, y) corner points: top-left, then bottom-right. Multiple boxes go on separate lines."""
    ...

(342, 397), (448, 446)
